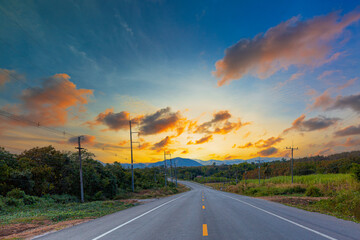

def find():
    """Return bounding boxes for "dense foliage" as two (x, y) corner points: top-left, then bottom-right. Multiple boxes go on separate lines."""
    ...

(176, 151), (360, 183)
(0, 146), (168, 201)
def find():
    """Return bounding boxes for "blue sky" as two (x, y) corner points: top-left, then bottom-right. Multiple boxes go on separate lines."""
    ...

(1, 0), (360, 162)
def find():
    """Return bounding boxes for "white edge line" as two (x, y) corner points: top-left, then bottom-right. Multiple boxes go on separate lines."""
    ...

(221, 193), (337, 240)
(92, 193), (188, 240)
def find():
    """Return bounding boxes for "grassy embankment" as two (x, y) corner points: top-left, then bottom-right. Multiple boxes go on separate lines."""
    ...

(205, 174), (360, 222)
(0, 184), (188, 239)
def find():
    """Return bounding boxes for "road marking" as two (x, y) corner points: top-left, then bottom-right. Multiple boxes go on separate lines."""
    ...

(92, 193), (188, 240)
(202, 205), (205, 209)
(203, 224), (208, 236)
(202, 199), (204, 201)
(221, 193), (337, 240)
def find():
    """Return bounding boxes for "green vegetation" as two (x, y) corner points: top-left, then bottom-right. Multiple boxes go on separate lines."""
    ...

(0, 145), (187, 233)
(0, 189), (135, 224)
(206, 174), (360, 222)
(0, 145), (176, 201)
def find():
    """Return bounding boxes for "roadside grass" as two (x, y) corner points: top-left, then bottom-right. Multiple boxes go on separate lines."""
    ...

(0, 183), (189, 238)
(205, 174), (360, 222)
(0, 198), (135, 225)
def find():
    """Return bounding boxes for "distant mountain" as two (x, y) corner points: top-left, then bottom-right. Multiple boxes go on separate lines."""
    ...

(120, 157), (202, 169)
(196, 157), (285, 165)
(119, 157), (285, 169)
(121, 163), (147, 169)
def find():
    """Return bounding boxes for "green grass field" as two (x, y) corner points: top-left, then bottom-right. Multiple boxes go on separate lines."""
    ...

(205, 174), (360, 222)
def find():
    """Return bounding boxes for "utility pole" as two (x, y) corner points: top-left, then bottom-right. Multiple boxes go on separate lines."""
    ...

(286, 145), (299, 184)
(164, 152), (171, 186)
(169, 154), (173, 183)
(129, 120), (139, 192)
(76, 136), (84, 203)
(174, 159), (178, 187)
(255, 158), (263, 185)
(164, 151), (167, 186)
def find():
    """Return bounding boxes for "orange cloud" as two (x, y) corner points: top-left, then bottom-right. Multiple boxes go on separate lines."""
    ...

(151, 136), (173, 151)
(194, 110), (249, 135)
(213, 9), (360, 86)
(118, 140), (128, 146)
(181, 149), (189, 154)
(85, 108), (131, 131)
(238, 142), (253, 149)
(5, 73), (93, 126)
(187, 135), (213, 145)
(140, 107), (183, 135)
(254, 136), (283, 148)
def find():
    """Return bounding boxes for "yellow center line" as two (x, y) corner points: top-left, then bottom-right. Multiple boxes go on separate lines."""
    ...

(203, 224), (208, 236)
(202, 205), (205, 209)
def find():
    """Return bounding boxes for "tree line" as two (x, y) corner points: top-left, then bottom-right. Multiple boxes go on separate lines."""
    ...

(176, 151), (360, 182)
(0, 146), (167, 201)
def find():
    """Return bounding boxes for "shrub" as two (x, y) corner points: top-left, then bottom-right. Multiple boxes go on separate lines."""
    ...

(5, 197), (23, 206)
(49, 194), (78, 204)
(351, 163), (360, 182)
(354, 203), (360, 221)
(305, 186), (323, 197)
(6, 188), (26, 199)
(94, 191), (105, 201)
(23, 195), (40, 205)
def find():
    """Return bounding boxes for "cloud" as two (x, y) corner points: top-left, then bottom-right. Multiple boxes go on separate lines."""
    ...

(139, 107), (182, 135)
(310, 90), (335, 110)
(151, 136), (173, 151)
(194, 110), (249, 134)
(254, 136), (283, 148)
(283, 114), (340, 133)
(187, 135), (213, 145)
(317, 70), (341, 80)
(315, 148), (332, 156)
(258, 147), (278, 156)
(311, 91), (360, 113)
(238, 142), (253, 148)
(343, 137), (360, 147)
(87, 107), (184, 135)
(331, 94), (360, 113)
(0, 69), (22, 86)
(86, 108), (130, 131)
(5, 73), (93, 126)
(213, 10), (360, 86)
(337, 77), (357, 90)
(334, 125), (360, 137)
(68, 135), (95, 145)
(275, 72), (304, 89)
(181, 149), (189, 154)
(118, 140), (128, 146)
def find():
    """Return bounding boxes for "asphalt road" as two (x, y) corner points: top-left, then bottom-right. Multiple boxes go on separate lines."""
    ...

(36, 181), (360, 240)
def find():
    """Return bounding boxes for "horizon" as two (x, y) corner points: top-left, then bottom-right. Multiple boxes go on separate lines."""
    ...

(1, 1), (360, 164)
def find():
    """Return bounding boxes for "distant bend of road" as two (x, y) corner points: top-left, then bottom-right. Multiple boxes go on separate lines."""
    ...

(36, 181), (360, 240)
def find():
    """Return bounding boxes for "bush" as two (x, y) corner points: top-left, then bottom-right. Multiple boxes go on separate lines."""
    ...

(305, 186), (323, 197)
(5, 197), (23, 206)
(351, 163), (360, 182)
(6, 188), (26, 199)
(49, 194), (78, 204)
(23, 195), (40, 205)
(94, 191), (105, 201)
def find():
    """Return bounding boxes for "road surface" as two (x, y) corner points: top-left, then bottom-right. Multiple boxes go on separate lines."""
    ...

(36, 181), (360, 240)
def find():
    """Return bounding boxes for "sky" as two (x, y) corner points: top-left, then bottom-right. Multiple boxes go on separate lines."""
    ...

(0, 0), (360, 163)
